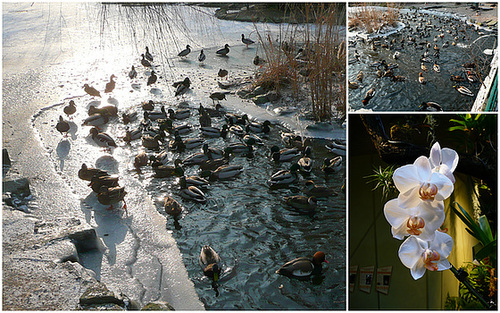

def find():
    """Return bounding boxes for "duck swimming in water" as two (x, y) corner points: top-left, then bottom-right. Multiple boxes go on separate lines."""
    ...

(199, 245), (222, 281)
(419, 101), (443, 111)
(276, 251), (328, 279)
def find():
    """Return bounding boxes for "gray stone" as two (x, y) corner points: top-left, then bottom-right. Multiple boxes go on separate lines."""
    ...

(79, 282), (125, 307)
(141, 301), (175, 310)
(252, 95), (269, 105)
(68, 229), (102, 253)
(2, 178), (31, 198)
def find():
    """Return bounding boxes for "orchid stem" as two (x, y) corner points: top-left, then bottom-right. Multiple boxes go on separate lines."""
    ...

(450, 265), (495, 309)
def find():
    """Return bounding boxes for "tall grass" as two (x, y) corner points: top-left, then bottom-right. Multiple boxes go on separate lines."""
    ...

(255, 3), (346, 121)
(349, 3), (400, 34)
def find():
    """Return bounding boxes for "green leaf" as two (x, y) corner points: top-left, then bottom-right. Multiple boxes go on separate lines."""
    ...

(478, 216), (494, 243)
(452, 203), (489, 244)
(449, 119), (467, 126)
(448, 126), (466, 132)
(475, 241), (496, 261)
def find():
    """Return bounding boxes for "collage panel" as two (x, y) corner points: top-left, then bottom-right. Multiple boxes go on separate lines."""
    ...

(348, 113), (497, 309)
(347, 2), (498, 111)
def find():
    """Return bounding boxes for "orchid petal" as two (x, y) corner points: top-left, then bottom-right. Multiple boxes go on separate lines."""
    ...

(384, 199), (408, 228)
(398, 236), (425, 269)
(435, 258), (452, 271)
(429, 231), (453, 258)
(414, 156), (432, 181)
(441, 148), (459, 173)
(393, 164), (420, 193)
(398, 186), (421, 208)
(410, 257), (427, 280)
(429, 142), (441, 168)
(417, 202), (445, 241)
(430, 172), (454, 201)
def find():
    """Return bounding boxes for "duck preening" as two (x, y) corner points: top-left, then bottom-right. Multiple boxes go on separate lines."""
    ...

(276, 251), (328, 278)
(199, 245), (222, 282)
(216, 44), (230, 57)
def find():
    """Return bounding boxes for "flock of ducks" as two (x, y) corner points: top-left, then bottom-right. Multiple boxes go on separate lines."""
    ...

(55, 38), (343, 286)
(348, 8), (487, 110)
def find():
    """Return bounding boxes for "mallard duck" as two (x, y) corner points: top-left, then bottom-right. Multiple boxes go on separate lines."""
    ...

(420, 63), (427, 71)
(142, 100), (155, 111)
(168, 108), (190, 120)
(179, 175), (209, 188)
(97, 185), (127, 210)
(268, 163), (300, 187)
(172, 123), (192, 136)
(183, 138), (205, 150)
(182, 151), (209, 166)
(174, 77), (191, 97)
(271, 146), (301, 162)
(450, 74), (466, 82)
(462, 62), (476, 69)
(283, 195), (318, 212)
(198, 49), (206, 63)
(356, 71), (364, 82)
(203, 143), (224, 160)
(243, 134), (263, 146)
(304, 180), (336, 198)
(122, 111), (138, 125)
(322, 156), (342, 174)
(63, 100), (76, 119)
(297, 146), (313, 174)
(145, 46), (153, 62)
(199, 245), (222, 281)
(141, 54), (152, 67)
(78, 163), (108, 181)
(134, 150), (149, 168)
(246, 120), (271, 134)
(419, 102), (443, 112)
(276, 251), (328, 278)
(225, 143), (253, 157)
(178, 45), (191, 58)
(144, 106), (167, 121)
(229, 124), (245, 137)
(209, 91), (228, 103)
(88, 105), (118, 118)
(225, 113), (248, 126)
(199, 103), (224, 118)
(362, 88), (375, 105)
(83, 84), (101, 97)
(418, 72), (426, 84)
(198, 158), (228, 172)
(123, 127), (142, 143)
(163, 196), (182, 216)
(216, 44), (230, 57)
(147, 70), (157, 86)
(218, 68), (228, 79)
(201, 165), (243, 181)
(392, 75), (406, 82)
(142, 134), (161, 150)
(149, 150), (169, 167)
(454, 85), (474, 97)
(433, 63), (440, 73)
(104, 74), (116, 93)
(89, 175), (119, 193)
(128, 65), (137, 79)
(199, 111), (211, 127)
(180, 185), (206, 203)
(348, 81), (359, 89)
(241, 34), (255, 48)
(90, 127), (117, 150)
(56, 115), (70, 136)
(153, 159), (184, 178)
(200, 125), (228, 138)
(281, 132), (303, 149)
(253, 55), (266, 66)
(466, 71), (477, 83)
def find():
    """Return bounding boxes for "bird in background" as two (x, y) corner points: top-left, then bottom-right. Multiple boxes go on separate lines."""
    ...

(63, 100), (76, 119)
(105, 74), (116, 93)
(147, 70), (157, 86)
(216, 44), (230, 57)
(218, 69), (228, 79)
(198, 49), (206, 63)
(241, 34), (255, 48)
(145, 46), (153, 62)
(178, 45), (191, 58)
(83, 84), (101, 98)
(128, 65), (137, 79)
(141, 54), (152, 67)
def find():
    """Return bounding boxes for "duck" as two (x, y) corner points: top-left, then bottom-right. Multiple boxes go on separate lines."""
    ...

(362, 88), (375, 105)
(88, 104), (118, 118)
(180, 185), (206, 203)
(128, 65), (137, 79)
(392, 75), (406, 82)
(420, 63), (427, 72)
(200, 125), (228, 138)
(209, 91), (228, 103)
(145, 46), (153, 62)
(149, 150), (169, 167)
(178, 45), (191, 58)
(281, 132), (303, 149)
(297, 146), (313, 174)
(246, 120), (271, 134)
(241, 34), (255, 48)
(450, 74), (466, 82)
(243, 133), (263, 146)
(144, 106), (167, 121)
(63, 100), (76, 119)
(179, 175), (209, 188)
(466, 71), (477, 83)
(201, 165), (243, 181)
(97, 185), (127, 210)
(462, 62), (476, 69)
(203, 143), (224, 160)
(270, 146), (301, 162)
(348, 81), (359, 89)
(182, 137), (205, 150)
(147, 70), (157, 86)
(216, 44), (230, 57)
(304, 180), (336, 198)
(89, 175), (119, 193)
(123, 127), (142, 143)
(225, 143), (254, 157)
(78, 163), (108, 181)
(142, 100), (155, 111)
(393, 51), (400, 59)
(199, 158), (228, 172)
(163, 196), (182, 216)
(225, 113), (248, 126)
(141, 54), (152, 67)
(454, 85), (474, 97)
(56, 115), (70, 137)
(419, 101), (443, 111)
(153, 159), (184, 178)
(229, 124), (245, 137)
(168, 108), (190, 120)
(418, 72), (426, 84)
(199, 245), (222, 281)
(283, 195), (318, 213)
(218, 69), (228, 79)
(276, 251), (328, 278)
(268, 163), (300, 187)
(83, 84), (101, 98)
(104, 74), (116, 93)
(199, 111), (211, 128)
(172, 123), (192, 136)
(199, 103), (224, 118)
(174, 77), (191, 97)
(433, 63), (440, 73)
(322, 156), (342, 175)
(182, 151), (209, 166)
(89, 127), (117, 150)
(253, 55), (265, 66)
(198, 49), (206, 63)
(142, 134), (162, 150)
(356, 71), (364, 82)
(133, 150), (149, 169)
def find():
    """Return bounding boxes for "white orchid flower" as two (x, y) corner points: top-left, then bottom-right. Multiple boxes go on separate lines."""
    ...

(393, 156), (454, 209)
(429, 142), (459, 183)
(384, 199), (445, 241)
(398, 231), (453, 280)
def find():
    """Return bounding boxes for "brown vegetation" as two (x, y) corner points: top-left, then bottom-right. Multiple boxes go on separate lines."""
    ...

(349, 3), (400, 34)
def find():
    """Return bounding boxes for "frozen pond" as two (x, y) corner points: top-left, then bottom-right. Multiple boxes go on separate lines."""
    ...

(348, 6), (497, 111)
(4, 2), (345, 309)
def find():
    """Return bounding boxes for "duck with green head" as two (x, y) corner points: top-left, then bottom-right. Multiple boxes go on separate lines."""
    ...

(200, 165), (243, 181)
(153, 159), (184, 178)
(268, 163), (300, 188)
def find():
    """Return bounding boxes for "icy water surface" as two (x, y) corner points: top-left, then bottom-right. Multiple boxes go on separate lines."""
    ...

(11, 2), (346, 309)
(348, 7), (497, 111)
